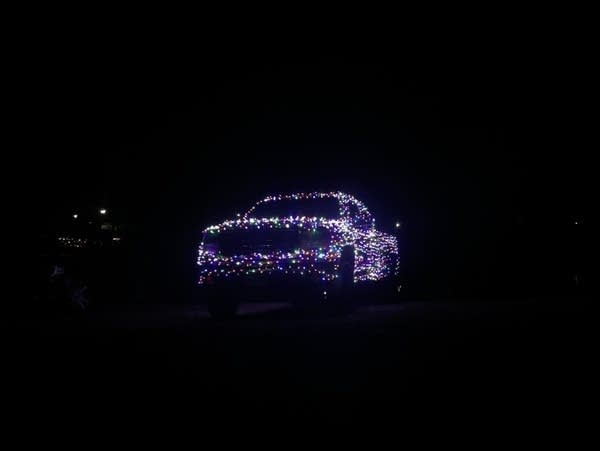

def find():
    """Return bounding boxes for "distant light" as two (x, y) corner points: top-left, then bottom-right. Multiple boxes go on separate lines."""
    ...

(72, 214), (78, 219)
(100, 209), (107, 215)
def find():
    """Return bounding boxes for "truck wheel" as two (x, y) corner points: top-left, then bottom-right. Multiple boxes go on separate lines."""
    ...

(207, 297), (239, 320)
(339, 246), (355, 295)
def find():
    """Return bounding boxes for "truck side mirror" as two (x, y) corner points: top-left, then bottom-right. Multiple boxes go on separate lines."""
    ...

(393, 220), (403, 236)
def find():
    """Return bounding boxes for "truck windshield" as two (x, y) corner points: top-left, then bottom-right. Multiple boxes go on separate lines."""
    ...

(249, 198), (340, 219)
(203, 228), (331, 256)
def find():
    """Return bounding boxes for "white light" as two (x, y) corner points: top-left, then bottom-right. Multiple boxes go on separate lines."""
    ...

(197, 192), (399, 285)
(100, 209), (107, 215)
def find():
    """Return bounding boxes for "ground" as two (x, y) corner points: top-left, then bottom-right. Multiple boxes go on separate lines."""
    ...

(2, 297), (596, 434)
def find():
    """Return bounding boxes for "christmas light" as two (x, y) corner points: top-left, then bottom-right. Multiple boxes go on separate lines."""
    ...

(197, 192), (398, 286)
(58, 237), (89, 249)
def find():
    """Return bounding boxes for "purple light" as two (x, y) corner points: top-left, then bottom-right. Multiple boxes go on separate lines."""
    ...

(197, 192), (398, 285)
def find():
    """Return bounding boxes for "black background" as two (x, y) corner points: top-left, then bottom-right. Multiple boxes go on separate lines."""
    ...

(29, 30), (593, 301)
(13, 14), (597, 439)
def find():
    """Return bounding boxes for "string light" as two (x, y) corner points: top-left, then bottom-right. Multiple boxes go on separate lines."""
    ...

(197, 192), (398, 285)
(58, 237), (88, 248)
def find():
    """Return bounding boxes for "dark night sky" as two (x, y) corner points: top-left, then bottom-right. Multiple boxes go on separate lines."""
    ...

(29, 30), (593, 297)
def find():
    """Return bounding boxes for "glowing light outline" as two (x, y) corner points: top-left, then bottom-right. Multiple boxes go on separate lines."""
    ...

(197, 192), (398, 285)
